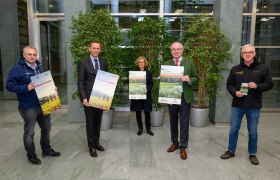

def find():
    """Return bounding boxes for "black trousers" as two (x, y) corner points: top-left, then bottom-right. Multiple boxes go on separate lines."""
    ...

(84, 106), (103, 148)
(167, 96), (191, 149)
(136, 111), (151, 130)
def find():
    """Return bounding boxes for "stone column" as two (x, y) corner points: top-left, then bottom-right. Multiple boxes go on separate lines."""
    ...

(64, 0), (88, 122)
(0, 0), (20, 99)
(210, 0), (243, 123)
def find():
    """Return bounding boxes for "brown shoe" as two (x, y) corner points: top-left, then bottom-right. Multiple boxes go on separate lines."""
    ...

(220, 151), (235, 159)
(180, 149), (187, 160)
(167, 144), (179, 152)
(249, 155), (259, 165)
(96, 144), (105, 151)
(89, 148), (97, 157)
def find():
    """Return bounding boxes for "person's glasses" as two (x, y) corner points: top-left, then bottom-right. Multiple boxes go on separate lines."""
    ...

(241, 51), (254, 55)
(27, 53), (37, 57)
(171, 48), (183, 52)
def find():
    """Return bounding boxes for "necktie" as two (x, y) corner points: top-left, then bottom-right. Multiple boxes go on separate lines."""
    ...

(94, 59), (99, 70)
(175, 58), (179, 66)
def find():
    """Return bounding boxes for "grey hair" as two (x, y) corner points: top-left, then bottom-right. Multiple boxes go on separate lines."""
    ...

(23, 46), (38, 55)
(241, 44), (255, 52)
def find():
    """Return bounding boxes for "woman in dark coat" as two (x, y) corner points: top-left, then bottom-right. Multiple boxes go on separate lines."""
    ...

(130, 56), (154, 136)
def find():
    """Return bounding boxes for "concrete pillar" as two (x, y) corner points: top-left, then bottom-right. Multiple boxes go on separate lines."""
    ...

(64, 0), (88, 122)
(0, 0), (20, 99)
(209, 0), (243, 123)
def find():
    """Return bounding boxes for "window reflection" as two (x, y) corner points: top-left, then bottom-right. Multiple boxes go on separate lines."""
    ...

(165, 0), (213, 13)
(255, 16), (280, 46)
(34, 0), (64, 13)
(90, 0), (159, 13)
(257, 0), (280, 13)
(242, 16), (251, 45)
(243, 0), (253, 13)
(256, 48), (280, 77)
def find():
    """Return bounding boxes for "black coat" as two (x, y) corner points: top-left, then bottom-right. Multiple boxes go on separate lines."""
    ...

(130, 69), (153, 112)
(77, 56), (108, 101)
(227, 60), (273, 108)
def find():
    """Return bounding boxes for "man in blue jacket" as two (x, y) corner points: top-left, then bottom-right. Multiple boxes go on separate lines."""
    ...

(6, 46), (60, 165)
(221, 44), (273, 165)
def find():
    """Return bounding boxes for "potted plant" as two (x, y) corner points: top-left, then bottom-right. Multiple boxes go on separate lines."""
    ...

(127, 17), (175, 126)
(182, 15), (232, 127)
(70, 8), (125, 130)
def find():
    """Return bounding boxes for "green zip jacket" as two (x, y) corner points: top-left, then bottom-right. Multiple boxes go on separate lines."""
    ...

(163, 56), (198, 103)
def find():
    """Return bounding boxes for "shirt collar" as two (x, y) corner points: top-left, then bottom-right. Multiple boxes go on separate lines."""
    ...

(25, 60), (37, 70)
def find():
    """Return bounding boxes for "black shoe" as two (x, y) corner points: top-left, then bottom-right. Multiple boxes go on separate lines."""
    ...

(147, 129), (154, 136)
(220, 151), (235, 159)
(28, 155), (42, 165)
(89, 148), (97, 157)
(249, 155), (259, 165)
(137, 129), (143, 136)
(42, 149), (61, 157)
(96, 144), (105, 151)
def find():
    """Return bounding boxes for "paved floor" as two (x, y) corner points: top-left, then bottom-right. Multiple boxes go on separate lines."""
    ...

(0, 100), (279, 180)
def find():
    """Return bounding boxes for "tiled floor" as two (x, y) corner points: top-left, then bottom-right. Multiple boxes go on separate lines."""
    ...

(0, 100), (279, 180)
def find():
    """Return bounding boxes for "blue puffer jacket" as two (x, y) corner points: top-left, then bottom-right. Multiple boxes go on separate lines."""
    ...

(6, 57), (44, 109)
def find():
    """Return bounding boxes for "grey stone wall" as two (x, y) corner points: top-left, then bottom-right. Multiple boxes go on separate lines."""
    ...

(64, 0), (89, 122)
(0, 0), (20, 99)
(210, 0), (243, 123)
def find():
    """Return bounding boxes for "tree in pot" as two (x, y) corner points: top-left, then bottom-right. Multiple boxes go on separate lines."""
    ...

(70, 8), (125, 130)
(182, 15), (232, 127)
(127, 17), (175, 126)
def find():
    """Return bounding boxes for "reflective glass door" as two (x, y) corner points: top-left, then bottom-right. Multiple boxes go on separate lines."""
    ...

(39, 20), (67, 104)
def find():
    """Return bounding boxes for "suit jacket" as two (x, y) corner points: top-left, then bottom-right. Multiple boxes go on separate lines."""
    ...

(78, 56), (108, 101)
(164, 56), (198, 103)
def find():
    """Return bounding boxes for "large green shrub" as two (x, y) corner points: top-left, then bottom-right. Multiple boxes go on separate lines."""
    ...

(70, 8), (126, 105)
(183, 15), (232, 108)
(127, 17), (175, 110)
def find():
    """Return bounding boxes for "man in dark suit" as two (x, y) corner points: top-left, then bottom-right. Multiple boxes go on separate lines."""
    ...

(78, 41), (108, 157)
(164, 42), (198, 160)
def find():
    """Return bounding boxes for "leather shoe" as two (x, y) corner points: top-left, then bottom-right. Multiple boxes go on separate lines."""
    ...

(89, 148), (97, 157)
(167, 144), (179, 152)
(137, 129), (143, 136)
(28, 155), (42, 165)
(249, 155), (259, 165)
(220, 151), (235, 159)
(180, 149), (187, 160)
(147, 129), (154, 136)
(96, 144), (105, 151)
(42, 149), (61, 157)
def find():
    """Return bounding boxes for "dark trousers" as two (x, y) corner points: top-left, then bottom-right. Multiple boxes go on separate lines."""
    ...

(136, 111), (151, 130)
(167, 96), (191, 149)
(19, 108), (51, 157)
(84, 106), (103, 148)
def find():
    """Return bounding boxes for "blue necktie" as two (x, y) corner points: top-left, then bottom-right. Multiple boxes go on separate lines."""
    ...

(94, 59), (99, 70)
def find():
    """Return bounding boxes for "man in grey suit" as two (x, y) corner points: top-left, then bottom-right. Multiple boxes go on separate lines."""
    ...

(78, 41), (108, 157)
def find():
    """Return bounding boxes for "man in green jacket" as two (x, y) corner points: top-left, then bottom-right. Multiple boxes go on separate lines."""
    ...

(165, 42), (198, 160)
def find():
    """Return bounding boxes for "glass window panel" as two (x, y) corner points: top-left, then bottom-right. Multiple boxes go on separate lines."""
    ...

(255, 48), (280, 108)
(255, 16), (280, 46)
(263, 80), (280, 108)
(165, 0), (213, 13)
(243, 0), (253, 13)
(255, 48), (280, 77)
(241, 16), (251, 45)
(34, 0), (64, 13)
(40, 21), (67, 104)
(90, 0), (159, 13)
(257, 0), (280, 13)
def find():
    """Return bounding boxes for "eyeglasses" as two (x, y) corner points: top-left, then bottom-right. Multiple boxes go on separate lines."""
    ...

(27, 53), (37, 57)
(171, 48), (183, 52)
(241, 51), (254, 55)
